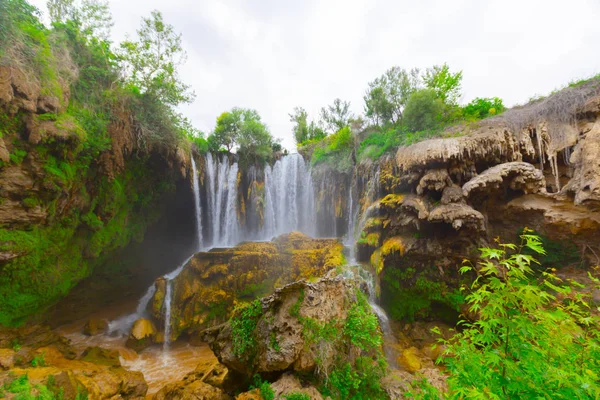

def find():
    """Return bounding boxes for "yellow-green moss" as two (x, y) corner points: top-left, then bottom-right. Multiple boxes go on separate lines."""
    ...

(380, 193), (405, 209)
(381, 237), (406, 257)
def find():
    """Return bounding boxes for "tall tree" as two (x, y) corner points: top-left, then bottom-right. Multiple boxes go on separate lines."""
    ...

(47, 0), (75, 23)
(119, 10), (194, 106)
(78, 0), (113, 40)
(320, 98), (353, 132)
(363, 67), (420, 126)
(289, 106), (325, 144)
(210, 108), (274, 164)
(423, 63), (463, 105)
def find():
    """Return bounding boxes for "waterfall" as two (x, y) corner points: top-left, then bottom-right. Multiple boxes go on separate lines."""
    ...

(162, 154), (206, 351)
(205, 153), (240, 247)
(191, 156), (203, 251)
(344, 174), (359, 261)
(107, 284), (156, 335)
(260, 154), (316, 239)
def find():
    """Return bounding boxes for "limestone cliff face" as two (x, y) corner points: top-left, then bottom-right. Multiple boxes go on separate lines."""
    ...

(0, 64), (189, 326)
(316, 89), (600, 322)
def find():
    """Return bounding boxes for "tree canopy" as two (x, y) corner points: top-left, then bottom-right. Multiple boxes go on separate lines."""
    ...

(209, 108), (276, 165)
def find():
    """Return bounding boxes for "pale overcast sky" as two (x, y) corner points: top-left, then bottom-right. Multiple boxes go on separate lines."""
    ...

(30, 0), (600, 150)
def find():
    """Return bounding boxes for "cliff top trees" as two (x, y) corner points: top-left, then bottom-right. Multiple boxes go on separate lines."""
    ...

(364, 66), (420, 126)
(119, 10), (194, 107)
(209, 108), (276, 165)
(289, 106), (326, 145)
(320, 98), (353, 133)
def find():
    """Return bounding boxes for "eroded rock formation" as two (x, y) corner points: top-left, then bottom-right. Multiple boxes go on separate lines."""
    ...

(149, 232), (344, 341)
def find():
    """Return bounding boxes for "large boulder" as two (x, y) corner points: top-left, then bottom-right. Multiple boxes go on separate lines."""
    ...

(126, 318), (157, 351)
(202, 276), (384, 380)
(151, 232), (344, 341)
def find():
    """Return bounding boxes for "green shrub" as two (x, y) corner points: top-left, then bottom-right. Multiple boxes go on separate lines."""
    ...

(414, 229), (600, 398)
(311, 126), (354, 171)
(22, 197), (39, 209)
(403, 88), (445, 132)
(250, 374), (274, 400)
(230, 300), (263, 360)
(10, 148), (27, 164)
(344, 290), (382, 352)
(322, 357), (387, 400)
(462, 97), (505, 120)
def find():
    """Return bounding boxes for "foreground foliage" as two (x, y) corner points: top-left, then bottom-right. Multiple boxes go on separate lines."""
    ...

(412, 230), (600, 398)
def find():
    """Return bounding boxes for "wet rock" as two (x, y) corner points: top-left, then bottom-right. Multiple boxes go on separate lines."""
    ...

(83, 318), (108, 336)
(0, 325), (77, 362)
(37, 95), (60, 114)
(0, 348), (15, 370)
(235, 389), (262, 400)
(398, 346), (422, 373)
(80, 346), (121, 367)
(203, 277), (377, 379)
(0, 345), (148, 399)
(0, 136), (9, 163)
(126, 318), (157, 351)
(49, 370), (86, 400)
(153, 380), (232, 400)
(152, 232), (344, 340)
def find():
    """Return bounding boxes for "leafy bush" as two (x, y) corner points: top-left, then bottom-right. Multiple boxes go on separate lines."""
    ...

(311, 126), (354, 171)
(250, 374), (274, 400)
(230, 300), (263, 360)
(414, 229), (600, 398)
(403, 88), (445, 132)
(322, 357), (387, 400)
(462, 96), (505, 119)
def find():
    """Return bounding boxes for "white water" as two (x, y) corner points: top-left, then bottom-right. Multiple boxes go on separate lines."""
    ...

(344, 174), (359, 260)
(163, 155), (205, 351)
(191, 156), (203, 250)
(260, 153), (316, 239)
(205, 153), (240, 247)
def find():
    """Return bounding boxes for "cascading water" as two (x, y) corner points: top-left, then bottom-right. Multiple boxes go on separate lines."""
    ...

(205, 153), (240, 247)
(162, 155), (205, 352)
(344, 174), (359, 261)
(191, 156), (203, 250)
(259, 153), (316, 239)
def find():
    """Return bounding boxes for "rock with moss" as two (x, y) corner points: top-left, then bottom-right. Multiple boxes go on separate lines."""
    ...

(126, 318), (157, 351)
(202, 276), (387, 398)
(150, 232), (344, 341)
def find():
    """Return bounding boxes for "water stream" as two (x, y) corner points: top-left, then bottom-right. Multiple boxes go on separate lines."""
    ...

(89, 153), (398, 390)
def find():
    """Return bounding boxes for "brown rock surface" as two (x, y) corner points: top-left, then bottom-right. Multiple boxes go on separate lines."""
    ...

(151, 232), (344, 340)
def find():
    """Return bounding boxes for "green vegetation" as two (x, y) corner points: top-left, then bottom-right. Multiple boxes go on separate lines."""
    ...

(296, 63), (507, 167)
(207, 107), (281, 167)
(289, 107), (326, 144)
(230, 299), (263, 361)
(250, 374), (275, 400)
(0, 0), (198, 325)
(412, 230), (600, 398)
(290, 288), (387, 399)
(310, 126), (353, 171)
(381, 265), (465, 322)
(31, 352), (46, 367)
(0, 373), (88, 400)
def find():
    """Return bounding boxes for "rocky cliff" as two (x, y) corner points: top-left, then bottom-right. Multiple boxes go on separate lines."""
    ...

(0, 61), (190, 326)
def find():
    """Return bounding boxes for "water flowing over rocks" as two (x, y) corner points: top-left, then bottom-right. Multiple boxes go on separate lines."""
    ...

(150, 232), (344, 341)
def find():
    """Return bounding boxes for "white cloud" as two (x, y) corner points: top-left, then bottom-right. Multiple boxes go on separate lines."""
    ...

(28, 0), (600, 150)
